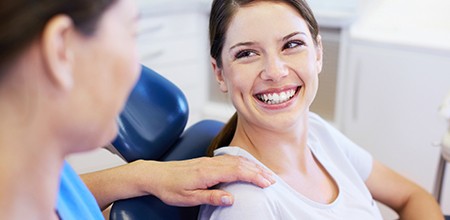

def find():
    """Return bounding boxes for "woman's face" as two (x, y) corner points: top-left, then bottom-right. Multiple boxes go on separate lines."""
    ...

(213, 1), (322, 131)
(69, 0), (140, 151)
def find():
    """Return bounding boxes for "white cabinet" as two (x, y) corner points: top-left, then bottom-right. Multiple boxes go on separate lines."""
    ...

(336, 0), (450, 216)
(341, 42), (450, 183)
(339, 40), (450, 217)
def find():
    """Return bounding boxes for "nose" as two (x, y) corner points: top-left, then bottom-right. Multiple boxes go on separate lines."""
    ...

(261, 54), (289, 82)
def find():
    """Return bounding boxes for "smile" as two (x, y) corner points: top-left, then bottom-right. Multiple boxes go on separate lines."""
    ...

(255, 86), (300, 105)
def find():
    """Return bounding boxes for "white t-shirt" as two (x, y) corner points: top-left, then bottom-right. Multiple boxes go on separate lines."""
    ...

(199, 113), (383, 220)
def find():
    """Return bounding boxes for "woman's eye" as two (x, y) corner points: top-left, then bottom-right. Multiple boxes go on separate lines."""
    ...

(235, 50), (256, 59)
(283, 40), (304, 50)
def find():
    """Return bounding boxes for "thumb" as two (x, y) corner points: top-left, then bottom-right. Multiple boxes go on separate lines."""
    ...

(194, 189), (234, 206)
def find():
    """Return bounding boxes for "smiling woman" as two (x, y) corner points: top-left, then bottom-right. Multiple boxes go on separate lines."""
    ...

(199, 0), (444, 219)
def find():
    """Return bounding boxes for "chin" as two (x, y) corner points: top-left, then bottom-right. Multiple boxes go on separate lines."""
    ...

(103, 122), (119, 144)
(87, 123), (119, 152)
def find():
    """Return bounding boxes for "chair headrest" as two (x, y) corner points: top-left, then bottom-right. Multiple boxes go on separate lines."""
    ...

(112, 65), (189, 162)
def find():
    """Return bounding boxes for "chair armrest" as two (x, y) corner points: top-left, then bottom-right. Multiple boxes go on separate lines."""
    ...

(110, 195), (199, 220)
(162, 120), (224, 161)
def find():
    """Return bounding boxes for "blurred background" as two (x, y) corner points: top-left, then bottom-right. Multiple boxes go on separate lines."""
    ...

(68, 0), (450, 218)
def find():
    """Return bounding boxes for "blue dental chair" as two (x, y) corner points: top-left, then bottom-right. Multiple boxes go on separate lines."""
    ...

(108, 65), (224, 220)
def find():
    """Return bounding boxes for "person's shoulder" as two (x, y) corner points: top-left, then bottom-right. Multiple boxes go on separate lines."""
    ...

(213, 147), (277, 204)
(308, 111), (328, 126)
(308, 111), (342, 135)
(57, 162), (103, 219)
(199, 181), (278, 219)
(222, 180), (273, 201)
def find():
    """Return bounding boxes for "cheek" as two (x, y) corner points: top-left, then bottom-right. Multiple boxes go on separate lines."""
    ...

(92, 38), (139, 122)
(228, 62), (259, 82)
(226, 69), (251, 94)
(125, 45), (140, 87)
(315, 59), (323, 73)
(112, 39), (140, 93)
(126, 37), (140, 82)
(289, 53), (319, 78)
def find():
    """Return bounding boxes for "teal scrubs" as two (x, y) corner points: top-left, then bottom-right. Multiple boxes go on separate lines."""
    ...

(56, 161), (103, 220)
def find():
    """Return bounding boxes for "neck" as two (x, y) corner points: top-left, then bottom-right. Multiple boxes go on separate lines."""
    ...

(231, 112), (339, 204)
(0, 44), (69, 219)
(231, 113), (311, 174)
(0, 102), (64, 220)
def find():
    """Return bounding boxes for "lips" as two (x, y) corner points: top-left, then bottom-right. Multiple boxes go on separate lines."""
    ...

(255, 86), (300, 105)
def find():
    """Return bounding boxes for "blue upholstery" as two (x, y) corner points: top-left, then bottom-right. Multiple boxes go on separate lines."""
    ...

(109, 65), (224, 220)
(112, 65), (189, 162)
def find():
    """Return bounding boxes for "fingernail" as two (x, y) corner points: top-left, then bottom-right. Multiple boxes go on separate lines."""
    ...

(263, 179), (272, 187)
(221, 196), (232, 205)
(268, 175), (276, 184)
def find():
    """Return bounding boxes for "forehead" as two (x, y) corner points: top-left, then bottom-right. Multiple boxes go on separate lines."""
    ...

(225, 1), (310, 42)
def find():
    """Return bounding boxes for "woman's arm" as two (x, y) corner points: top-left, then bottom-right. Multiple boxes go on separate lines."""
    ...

(366, 160), (443, 220)
(81, 155), (275, 210)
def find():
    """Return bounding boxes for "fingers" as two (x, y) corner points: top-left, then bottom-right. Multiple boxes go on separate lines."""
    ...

(232, 155), (276, 188)
(152, 155), (276, 207)
(254, 164), (276, 188)
(207, 155), (276, 189)
(192, 190), (234, 206)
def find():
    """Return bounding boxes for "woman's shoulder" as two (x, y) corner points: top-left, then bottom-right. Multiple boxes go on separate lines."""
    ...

(308, 111), (330, 127)
(214, 147), (279, 200)
(199, 181), (279, 219)
(202, 147), (280, 219)
(220, 179), (274, 200)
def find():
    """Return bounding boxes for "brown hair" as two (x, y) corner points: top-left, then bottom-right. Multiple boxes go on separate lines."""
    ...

(207, 0), (319, 156)
(0, 0), (118, 77)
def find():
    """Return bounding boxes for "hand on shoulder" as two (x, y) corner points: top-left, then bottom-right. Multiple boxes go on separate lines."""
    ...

(137, 155), (275, 206)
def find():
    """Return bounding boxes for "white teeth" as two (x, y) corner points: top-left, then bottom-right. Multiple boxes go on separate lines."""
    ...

(256, 88), (297, 104)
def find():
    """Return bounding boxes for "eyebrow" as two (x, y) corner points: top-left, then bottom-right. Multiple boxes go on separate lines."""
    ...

(228, 31), (307, 52)
(283, 31), (307, 41)
(229, 42), (255, 52)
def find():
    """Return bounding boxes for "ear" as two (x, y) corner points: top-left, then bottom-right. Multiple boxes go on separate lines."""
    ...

(41, 15), (75, 91)
(315, 35), (323, 74)
(211, 57), (228, 93)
